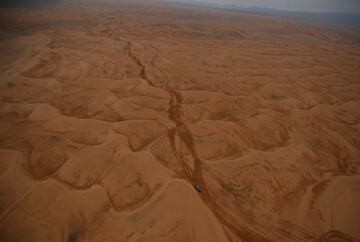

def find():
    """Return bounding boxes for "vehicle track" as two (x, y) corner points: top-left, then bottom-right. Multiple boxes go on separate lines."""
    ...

(319, 230), (360, 242)
(124, 40), (323, 242)
(167, 89), (278, 242)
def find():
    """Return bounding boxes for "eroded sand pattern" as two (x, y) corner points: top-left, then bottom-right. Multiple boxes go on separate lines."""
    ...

(0, 1), (360, 241)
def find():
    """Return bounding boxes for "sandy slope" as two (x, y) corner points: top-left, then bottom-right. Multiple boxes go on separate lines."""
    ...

(0, 1), (360, 241)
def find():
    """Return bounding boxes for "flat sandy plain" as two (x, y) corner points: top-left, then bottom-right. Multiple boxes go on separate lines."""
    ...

(0, 1), (360, 241)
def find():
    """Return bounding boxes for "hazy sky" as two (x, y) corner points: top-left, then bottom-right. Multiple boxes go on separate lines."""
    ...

(164, 0), (360, 12)
(1, 0), (360, 13)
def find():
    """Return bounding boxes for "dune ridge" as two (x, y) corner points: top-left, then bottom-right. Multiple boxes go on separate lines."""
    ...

(0, 1), (360, 241)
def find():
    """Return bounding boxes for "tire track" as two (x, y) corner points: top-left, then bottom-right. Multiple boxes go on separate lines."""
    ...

(123, 41), (154, 87)
(167, 89), (275, 242)
(123, 40), (320, 242)
(319, 230), (360, 242)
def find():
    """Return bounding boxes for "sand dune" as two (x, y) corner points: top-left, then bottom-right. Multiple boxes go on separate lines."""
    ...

(0, 1), (360, 241)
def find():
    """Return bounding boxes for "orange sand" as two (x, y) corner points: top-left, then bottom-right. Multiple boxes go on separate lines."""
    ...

(0, 1), (360, 241)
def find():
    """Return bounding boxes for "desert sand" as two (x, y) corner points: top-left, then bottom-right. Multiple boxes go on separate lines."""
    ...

(0, 1), (360, 241)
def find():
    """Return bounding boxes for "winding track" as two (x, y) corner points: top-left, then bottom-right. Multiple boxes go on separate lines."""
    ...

(123, 39), (358, 242)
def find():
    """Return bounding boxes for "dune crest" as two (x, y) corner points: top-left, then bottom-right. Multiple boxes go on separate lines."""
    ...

(0, 1), (360, 241)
